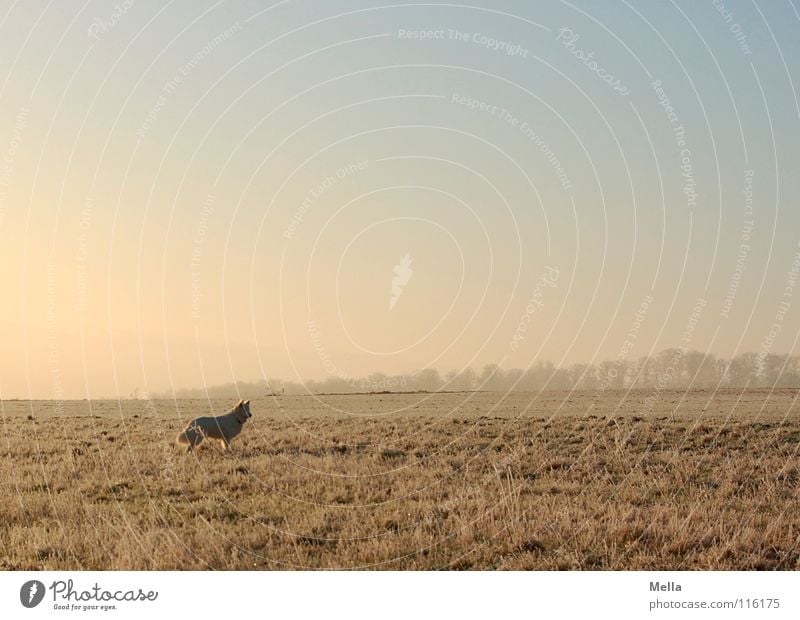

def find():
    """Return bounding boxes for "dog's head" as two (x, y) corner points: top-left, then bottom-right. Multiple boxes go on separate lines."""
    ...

(235, 399), (252, 423)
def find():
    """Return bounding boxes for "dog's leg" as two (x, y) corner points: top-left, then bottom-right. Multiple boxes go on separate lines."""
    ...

(183, 428), (201, 453)
(176, 431), (191, 453)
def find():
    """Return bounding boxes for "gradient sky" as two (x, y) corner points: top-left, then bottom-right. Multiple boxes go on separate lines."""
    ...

(1, 0), (799, 398)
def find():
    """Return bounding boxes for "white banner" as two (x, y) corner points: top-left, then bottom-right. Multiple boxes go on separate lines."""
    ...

(1, 571), (797, 619)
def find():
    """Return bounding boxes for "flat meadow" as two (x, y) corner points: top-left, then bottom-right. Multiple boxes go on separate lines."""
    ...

(2, 389), (799, 570)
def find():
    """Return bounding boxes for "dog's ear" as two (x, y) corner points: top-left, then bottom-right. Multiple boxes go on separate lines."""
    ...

(244, 400), (250, 406)
(237, 399), (244, 408)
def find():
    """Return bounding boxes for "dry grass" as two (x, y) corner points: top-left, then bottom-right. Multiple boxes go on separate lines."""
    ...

(2, 389), (799, 570)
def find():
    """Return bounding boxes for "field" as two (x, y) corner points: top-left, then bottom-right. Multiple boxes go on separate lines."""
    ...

(2, 389), (799, 570)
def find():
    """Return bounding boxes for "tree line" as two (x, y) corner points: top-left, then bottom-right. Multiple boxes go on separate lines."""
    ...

(146, 349), (800, 399)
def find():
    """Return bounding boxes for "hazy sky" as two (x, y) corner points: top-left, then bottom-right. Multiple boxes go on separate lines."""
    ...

(2, 0), (799, 398)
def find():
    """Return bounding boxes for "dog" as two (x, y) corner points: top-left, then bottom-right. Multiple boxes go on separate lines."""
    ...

(175, 399), (252, 452)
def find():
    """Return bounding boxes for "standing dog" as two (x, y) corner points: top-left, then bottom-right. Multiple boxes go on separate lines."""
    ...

(175, 399), (252, 452)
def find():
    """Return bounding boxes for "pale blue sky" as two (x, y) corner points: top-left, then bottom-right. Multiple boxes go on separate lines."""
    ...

(1, 0), (799, 397)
